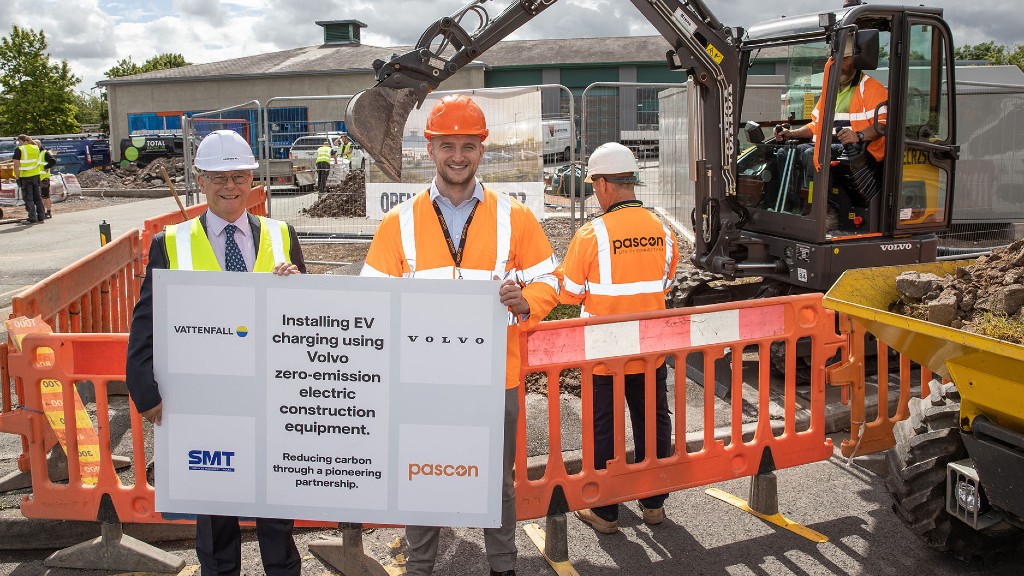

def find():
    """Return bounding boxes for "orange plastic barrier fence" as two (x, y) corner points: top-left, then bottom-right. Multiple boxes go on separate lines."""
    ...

(514, 294), (844, 520)
(11, 231), (143, 334)
(826, 314), (933, 458)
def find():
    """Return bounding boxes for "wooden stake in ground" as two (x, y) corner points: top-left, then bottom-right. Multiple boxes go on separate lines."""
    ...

(159, 165), (189, 220)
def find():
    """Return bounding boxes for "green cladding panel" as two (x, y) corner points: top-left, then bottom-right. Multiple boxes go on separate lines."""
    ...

(485, 69), (543, 88)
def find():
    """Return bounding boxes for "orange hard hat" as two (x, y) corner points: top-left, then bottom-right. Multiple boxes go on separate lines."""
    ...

(424, 94), (488, 142)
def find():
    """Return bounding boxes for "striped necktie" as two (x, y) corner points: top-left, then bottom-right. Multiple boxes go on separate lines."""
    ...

(223, 224), (247, 272)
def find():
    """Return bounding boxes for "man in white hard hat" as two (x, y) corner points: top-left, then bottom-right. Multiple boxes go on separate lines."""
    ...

(126, 129), (304, 576)
(558, 142), (678, 535)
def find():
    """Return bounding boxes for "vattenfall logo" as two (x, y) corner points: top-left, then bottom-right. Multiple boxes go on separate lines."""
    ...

(173, 325), (249, 338)
(188, 450), (236, 472)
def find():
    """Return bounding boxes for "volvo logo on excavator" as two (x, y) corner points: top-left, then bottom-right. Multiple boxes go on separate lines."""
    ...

(880, 243), (914, 251)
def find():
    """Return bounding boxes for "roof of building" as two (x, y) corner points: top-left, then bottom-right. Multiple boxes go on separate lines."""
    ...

(98, 35), (680, 86)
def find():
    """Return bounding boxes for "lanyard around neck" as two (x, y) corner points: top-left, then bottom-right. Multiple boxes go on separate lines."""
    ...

(432, 199), (479, 279)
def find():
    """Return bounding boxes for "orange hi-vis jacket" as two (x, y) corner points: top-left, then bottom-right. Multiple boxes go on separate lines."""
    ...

(559, 201), (679, 375)
(806, 72), (888, 162)
(361, 186), (560, 388)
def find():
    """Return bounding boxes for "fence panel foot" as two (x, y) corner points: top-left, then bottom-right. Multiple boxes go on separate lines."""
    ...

(307, 525), (389, 576)
(524, 515), (579, 576)
(44, 521), (185, 572)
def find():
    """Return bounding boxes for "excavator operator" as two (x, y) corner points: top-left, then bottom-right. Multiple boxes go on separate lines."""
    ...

(775, 35), (888, 193)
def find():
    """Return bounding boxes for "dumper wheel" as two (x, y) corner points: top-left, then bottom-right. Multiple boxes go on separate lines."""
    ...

(885, 381), (1022, 561)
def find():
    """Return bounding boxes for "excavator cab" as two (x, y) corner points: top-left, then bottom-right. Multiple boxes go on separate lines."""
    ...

(732, 7), (958, 291)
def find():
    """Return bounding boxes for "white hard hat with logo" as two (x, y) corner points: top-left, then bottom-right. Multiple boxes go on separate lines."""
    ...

(194, 130), (259, 171)
(584, 142), (639, 183)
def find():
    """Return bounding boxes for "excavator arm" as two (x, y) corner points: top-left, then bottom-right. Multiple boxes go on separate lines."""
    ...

(346, 0), (747, 275)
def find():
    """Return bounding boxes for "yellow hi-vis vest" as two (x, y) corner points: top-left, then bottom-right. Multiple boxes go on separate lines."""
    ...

(316, 145), (332, 163)
(40, 150), (51, 181)
(165, 215), (291, 272)
(17, 144), (41, 177)
(341, 141), (352, 160)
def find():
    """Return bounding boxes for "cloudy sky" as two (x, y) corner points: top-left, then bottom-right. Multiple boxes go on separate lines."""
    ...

(0, 0), (1020, 93)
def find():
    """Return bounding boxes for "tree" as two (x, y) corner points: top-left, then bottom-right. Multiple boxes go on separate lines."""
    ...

(955, 41), (1024, 74)
(0, 25), (81, 135)
(104, 53), (191, 78)
(74, 91), (107, 132)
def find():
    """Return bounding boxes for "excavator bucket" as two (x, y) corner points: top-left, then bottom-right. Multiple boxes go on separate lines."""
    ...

(345, 86), (421, 182)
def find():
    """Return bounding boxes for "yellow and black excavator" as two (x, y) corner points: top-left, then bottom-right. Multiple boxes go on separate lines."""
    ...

(346, 0), (960, 299)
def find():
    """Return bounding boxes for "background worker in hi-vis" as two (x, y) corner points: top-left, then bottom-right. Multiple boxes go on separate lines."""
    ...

(126, 129), (305, 576)
(559, 142), (678, 535)
(360, 94), (560, 576)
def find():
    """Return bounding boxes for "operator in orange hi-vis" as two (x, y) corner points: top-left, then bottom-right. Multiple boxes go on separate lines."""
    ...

(360, 94), (560, 576)
(558, 142), (679, 535)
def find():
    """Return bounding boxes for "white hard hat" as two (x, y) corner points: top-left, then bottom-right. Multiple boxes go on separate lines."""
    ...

(194, 130), (259, 171)
(584, 142), (639, 183)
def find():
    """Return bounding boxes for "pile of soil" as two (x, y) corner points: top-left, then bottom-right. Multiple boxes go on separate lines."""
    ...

(892, 240), (1024, 344)
(301, 170), (366, 218)
(77, 157), (187, 189)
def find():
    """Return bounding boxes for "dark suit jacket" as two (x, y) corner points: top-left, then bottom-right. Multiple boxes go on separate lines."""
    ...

(125, 212), (306, 413)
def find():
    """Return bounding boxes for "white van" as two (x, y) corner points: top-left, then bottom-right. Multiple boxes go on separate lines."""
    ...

(542, 120), (574, 162)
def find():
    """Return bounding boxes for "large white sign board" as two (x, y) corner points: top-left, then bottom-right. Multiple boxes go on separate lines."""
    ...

(152, 270), (507, 527)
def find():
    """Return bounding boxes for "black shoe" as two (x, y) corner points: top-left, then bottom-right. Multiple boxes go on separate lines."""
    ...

(35, 218), (44, 223)
(490, 571), (515, 576)
(23, 218), (36, 224)
(45, 211), (52, 218)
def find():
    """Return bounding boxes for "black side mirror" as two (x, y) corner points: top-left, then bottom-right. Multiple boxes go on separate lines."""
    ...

(854, 29), (879, 71)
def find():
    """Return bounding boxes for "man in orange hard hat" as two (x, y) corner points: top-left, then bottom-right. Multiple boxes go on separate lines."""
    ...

(361, 94), (560, 576)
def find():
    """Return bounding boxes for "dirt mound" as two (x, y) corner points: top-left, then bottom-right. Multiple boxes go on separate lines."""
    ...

(77, 157), (187, 189)
(892, 240), (1024, 344)
(302, 170), (367, 218)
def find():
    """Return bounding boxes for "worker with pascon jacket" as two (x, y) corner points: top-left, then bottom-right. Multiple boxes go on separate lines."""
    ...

(559, 142), (678, 535)
(360, 94), (560, 576)
(126, 130), (305, 576)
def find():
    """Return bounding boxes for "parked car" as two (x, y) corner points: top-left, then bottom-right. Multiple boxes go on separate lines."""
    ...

(483, 151), (513, 163)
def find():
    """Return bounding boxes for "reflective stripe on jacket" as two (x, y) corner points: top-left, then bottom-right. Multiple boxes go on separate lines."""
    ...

(807, 72), (888, 162)
(361, 186), (560, 388)
(165, 215), (291, 272)
(559, 203), (679, 374)
(17, 144), (41, 177)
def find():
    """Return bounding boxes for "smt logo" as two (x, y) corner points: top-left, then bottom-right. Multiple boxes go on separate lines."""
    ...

(880, 243), (914, 251)
(188, 450), (236, 472)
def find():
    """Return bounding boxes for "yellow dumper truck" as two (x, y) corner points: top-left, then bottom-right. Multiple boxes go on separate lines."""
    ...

(825, 262), (1024, 561)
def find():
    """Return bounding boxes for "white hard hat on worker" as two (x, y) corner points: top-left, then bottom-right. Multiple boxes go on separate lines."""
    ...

(194, 130), (258, 221)
(584, 142), (639, 183)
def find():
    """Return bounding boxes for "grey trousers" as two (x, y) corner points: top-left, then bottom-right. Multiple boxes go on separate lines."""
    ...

(405, 388), (519, 575)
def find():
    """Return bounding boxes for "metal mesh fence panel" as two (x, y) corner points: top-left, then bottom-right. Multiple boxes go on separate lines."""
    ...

(260, 95), (367, 238)
(182, 100), (262, 205)
(363, 86), (571, 236)
(943, 81), (1024, 246)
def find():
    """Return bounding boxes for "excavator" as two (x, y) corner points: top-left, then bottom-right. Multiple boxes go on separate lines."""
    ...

(346, 0), (959, 300)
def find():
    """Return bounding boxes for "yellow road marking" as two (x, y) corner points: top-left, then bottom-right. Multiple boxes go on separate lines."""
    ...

(705, 487), (829, 543)
(523, 523), (580, 576)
